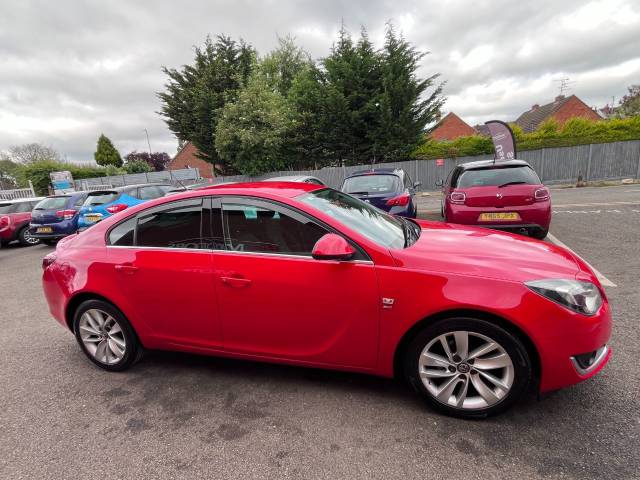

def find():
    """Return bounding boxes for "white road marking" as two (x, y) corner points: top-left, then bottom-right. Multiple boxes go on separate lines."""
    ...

(547, 233), (617, 287)
(553, 201), (640, 208)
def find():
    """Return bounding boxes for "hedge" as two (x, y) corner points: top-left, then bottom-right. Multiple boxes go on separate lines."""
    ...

(413, 116), (640, 160)
(15, 160), (115, 195)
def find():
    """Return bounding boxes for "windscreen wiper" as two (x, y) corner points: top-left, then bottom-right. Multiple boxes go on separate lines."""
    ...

(498, 181), (527, 188)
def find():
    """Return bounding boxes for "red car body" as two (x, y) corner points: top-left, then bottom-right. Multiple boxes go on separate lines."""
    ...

(43, 183), (610, 397)
(442, 160), (551, 238)
(0, 198), (43, 246)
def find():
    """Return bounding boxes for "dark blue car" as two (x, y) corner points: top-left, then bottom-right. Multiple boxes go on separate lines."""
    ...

(341, 168), (420, 218)
(29, 192), (90, 244)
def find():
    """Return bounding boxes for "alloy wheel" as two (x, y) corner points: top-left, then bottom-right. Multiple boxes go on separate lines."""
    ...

(78, 309), (127, 365)
(418, 331), (514, 410)
(23, 230), (40, 245)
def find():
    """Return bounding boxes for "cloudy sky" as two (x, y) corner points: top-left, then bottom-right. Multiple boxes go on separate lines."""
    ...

(1, 0), (639, 162)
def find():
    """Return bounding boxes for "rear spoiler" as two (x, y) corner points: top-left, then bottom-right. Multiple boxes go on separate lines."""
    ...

(86, 190), (118, 196)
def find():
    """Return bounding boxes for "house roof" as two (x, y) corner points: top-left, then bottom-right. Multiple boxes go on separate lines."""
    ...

(430, 112), (476, 140)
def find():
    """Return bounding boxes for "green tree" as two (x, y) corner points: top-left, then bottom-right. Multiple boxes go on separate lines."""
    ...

(260, 35), (312, 96)
(616, 84), (640, 118)
(158, 35), (256, 174)
(124, 159), (152, 174)
(215, 75), (295, 175)
(94, 134), (122, 167)
(374, 24), (444, 160)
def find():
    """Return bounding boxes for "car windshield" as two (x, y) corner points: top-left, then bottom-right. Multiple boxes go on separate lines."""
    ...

(34, 196), (70, 210)
(456, 166), (541, 188)
(342, 174), (400, 194)
(297, 188), (408, 249)
(83, 192), (119, 206)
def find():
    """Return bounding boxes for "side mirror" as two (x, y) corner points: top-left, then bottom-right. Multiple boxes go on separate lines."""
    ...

(435, 179), (444, 187)
(413, 181), (422, 189)
(312, 233), (355, 261)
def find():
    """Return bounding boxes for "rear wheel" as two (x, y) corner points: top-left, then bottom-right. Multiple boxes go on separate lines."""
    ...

(18, 226), (40, 246)
(73, 300), (141, 371)
(404, 318), (532, 418)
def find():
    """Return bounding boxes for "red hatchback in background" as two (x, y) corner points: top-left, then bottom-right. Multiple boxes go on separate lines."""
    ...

(0, 197), (44, 247)
(42, 182), (611, 419)
(440, 160), (551, 239)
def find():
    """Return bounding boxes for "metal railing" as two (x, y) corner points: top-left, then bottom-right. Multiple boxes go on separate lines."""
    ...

(0, 181), (36, 200)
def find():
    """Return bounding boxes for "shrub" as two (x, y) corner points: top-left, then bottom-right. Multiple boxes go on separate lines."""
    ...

(16, 160), (109, 195)
(413, 115), (640, 159)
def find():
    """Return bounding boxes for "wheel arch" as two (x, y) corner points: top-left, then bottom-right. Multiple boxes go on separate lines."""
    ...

(392, 308), (541, 387)
(65, 291), (122, 332)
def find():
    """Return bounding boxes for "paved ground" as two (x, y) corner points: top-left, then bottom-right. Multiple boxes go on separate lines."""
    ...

(1, 185), (639, 479)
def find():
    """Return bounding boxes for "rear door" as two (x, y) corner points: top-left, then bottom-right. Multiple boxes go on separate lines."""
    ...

(107, 198), (221, 347)
(212, 197), (380, 368)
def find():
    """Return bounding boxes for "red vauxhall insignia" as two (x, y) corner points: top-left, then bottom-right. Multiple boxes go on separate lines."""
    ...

(42, 182), (611, 418)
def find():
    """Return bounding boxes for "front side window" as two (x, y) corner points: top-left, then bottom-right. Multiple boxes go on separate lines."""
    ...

(137, 199), (203, 249)
(298, 188), (408, 249)
(456, 166), (541, 188)
(342, 174), (401, 195)
(222, 202), (327, 255)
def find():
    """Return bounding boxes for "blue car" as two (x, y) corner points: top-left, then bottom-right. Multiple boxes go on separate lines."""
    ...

(77, 183), (173, 229)
(29, 192), (90, 244)
(341, 168), (420, 218)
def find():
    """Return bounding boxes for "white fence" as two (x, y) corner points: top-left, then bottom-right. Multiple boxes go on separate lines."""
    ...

(0, 181), (36, 200)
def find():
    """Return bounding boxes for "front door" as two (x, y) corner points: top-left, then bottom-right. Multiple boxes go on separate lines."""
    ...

(108, 198), (222, 348)
(213, 198), (380, 369)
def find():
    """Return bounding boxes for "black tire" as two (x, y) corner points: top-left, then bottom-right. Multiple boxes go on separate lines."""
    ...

(18, 226), (40, 246)
(403, 317), (532, 419)
(72, 299), (142, 372)
(530, 228), (548, 240)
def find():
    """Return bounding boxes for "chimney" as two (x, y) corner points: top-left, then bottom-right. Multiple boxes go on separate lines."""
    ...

(555, 94), (565, 102)
(531, 104), (540, 110)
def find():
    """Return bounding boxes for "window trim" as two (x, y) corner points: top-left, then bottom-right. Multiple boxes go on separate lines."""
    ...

(105, 194), (372, 263)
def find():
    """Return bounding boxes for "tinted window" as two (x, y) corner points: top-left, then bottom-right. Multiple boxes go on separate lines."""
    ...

(34, 197), (69, 210)
(0, 203), (12, 214)
(14, 202), (34, 213)
(84, 192), (119, 206)
(298, 189), (406, 249)
(137, 199), (203, 249)
(456, 166), (541, 188)
(138, 185), (167, 200)
(108, 217), (136, 246)
(342, 174), (400, 194)
(222, 202), (326, 255)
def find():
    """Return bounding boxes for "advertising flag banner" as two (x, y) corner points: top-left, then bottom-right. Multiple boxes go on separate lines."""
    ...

(484, 120), (517, 161)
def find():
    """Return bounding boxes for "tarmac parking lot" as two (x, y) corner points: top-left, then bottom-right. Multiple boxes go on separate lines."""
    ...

(1, 185), (639, 479)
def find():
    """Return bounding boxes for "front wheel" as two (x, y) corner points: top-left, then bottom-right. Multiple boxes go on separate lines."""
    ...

(73, 300), (142, 371)
(404, 318), (532, 418)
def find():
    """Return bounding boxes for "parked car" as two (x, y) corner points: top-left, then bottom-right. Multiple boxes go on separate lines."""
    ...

(0, 197), (44, 247)
(77, 183), (173, 228)
(42, 182), (611, 418)
(341, 168), (420, 218)
(28, 192), (90, 245)
(264, 175), (326, 186)
(439, 159), (551, 239)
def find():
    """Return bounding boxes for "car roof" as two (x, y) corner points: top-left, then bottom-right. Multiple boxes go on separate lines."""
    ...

(86, 183), (171, 194)
(0, 197), (44, 204)
(346, 168), (403, 178)
(195, 181), (324, 198)
(264, 175), (320, 182)
(458, 159), (531, 171)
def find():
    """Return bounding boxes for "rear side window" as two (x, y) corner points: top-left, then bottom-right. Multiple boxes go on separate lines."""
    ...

(137, 199), (203, 249)
(109, 217), (136, 246)
(456, 166), (541, 188)
(84, 192), (119, 206)
(0, 203), (12, 214)
(342, 174), (400, 194)
(34, 197), (69, 210)
(138, 186), (167, 200)
(14, 202), (34, 213)
(73, 195), (87, 207)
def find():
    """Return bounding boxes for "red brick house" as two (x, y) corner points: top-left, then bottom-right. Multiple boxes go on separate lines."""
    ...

(430, 112), (476, 140)
(514, 95), (601, 133)
(167, 142), (215, 179)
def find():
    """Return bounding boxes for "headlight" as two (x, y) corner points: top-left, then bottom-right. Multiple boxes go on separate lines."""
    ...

(526, 279), (602, 315)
